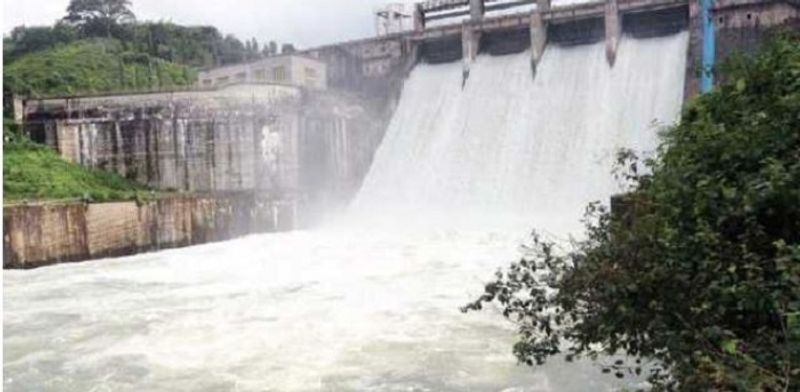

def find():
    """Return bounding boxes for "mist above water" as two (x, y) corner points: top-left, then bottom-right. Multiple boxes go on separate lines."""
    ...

(4, 33), (688, 392)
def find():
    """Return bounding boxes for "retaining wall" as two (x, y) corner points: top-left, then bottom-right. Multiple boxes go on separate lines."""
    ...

(3, 193), (295, 269)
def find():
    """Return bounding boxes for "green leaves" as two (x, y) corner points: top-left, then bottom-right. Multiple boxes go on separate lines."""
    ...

(735, 78), (747, 93)
(465, 32), (800, 390)
(3, 129), (150, 203)
(3, 39), (195, 97)
(721, 339), (738, 355)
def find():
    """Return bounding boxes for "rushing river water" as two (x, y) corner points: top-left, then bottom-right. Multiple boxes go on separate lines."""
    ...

(5, 229), (635, 391)
(4, 33), (688, 391)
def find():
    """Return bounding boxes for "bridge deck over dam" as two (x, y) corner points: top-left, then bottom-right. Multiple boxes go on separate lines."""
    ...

(304, 0), (797, 98)
(413, 0), (688, 40)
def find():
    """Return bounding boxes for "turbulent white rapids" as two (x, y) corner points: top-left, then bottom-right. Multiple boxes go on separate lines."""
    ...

(350, 33), (688, 235)
(4, 33), (688, 392)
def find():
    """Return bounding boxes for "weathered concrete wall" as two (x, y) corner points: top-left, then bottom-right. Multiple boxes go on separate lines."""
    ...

(684, 0), (799, 99)
(23, 84), (390, 219)
(295, 90), (395, 223)
(3, 193), (296, 269)
(25, 85), (303, 195)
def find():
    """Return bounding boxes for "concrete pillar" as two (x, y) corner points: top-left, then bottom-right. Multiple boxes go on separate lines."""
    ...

(700, 0), (715, 92)
(413, 4), (426, 32)
(683, 0), (702, 99)
(470, 0), (485, 21)
(461, 22), (481, 86)
(605, 0), (621, 66)
(462, 23), (473, 86)
(538, 0), (551, 14)
(402, 40), (420, 76)
(12, 97), (24, 124)
(55, 122), (81, 163)
(530, 0), (550, 76)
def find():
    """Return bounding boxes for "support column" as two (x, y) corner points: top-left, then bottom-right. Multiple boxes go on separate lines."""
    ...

(413, 4), (426, 32)
(402, 39), (419, 76)
(462, 23), (481, 86)
(683, 0), (702, 99)
(12, 96), (24, 124)
(605, 0), (621, 66)
(530, 0), (550, 77)
(700, 0), (715, 92)
(470, 0), (485, 21)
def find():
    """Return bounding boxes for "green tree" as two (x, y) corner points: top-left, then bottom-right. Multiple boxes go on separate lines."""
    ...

(249, 37), (260, 60)
(3, 23), (78, 63)
(281, 43), (296, 54)
(464, 33), (800, 390)
(4, 40), (195, 97)
(63, 0), (135, 38)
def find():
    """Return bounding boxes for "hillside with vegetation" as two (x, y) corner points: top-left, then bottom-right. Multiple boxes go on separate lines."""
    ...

(4, 39), (195, 97)
(464, 33), (800, 390)
(3, 0), (295, 97)
(2, 0), (299, 203)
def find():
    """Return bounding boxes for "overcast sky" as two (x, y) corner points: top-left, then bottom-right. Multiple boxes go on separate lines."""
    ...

(4, 0), (418, 48)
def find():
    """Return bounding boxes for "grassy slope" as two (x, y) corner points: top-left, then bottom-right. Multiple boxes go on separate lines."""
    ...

(3, 134), (149, 203)
(4, 38), (196, 97)
(3, 38), (192, 202)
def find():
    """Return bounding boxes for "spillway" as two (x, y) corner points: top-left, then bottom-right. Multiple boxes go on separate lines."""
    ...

(4, 32), (688, 391)
(350, 32), (688, 235)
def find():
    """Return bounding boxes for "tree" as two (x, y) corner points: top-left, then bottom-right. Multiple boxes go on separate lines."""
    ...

(263, 40), (278, 57)
(216, 34), (246, 65)
(463, 32), (800, 390)
(63, 0), (135, 38)
(281, 43), (296, 54)
(249, 37), (260, 60)
(3, 23), (78, 63)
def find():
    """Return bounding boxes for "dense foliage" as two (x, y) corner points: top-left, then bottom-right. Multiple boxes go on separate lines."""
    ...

(63, 0), (135, 38)
(464, 33), (800, 390)
(4, 39), (195, 97)
(3, 123), (150, 203)
(3, 0), (296, 97)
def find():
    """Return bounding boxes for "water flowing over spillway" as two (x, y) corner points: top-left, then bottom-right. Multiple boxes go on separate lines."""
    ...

(350, 32), (689, 235)
(4, 33), (688, 392)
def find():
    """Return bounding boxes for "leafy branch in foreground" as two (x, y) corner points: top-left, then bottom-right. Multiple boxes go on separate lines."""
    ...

(463, 32), (800, 390)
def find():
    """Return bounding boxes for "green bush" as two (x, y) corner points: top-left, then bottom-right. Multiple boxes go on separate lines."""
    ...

(464, 33), (800, 390)
(3, 38), (196, 97)
(3, 130), (150, 203)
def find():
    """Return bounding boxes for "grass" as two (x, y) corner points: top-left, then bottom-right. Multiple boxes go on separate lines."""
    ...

(3, 124), (153, 203)
(3, 38), (196, 98)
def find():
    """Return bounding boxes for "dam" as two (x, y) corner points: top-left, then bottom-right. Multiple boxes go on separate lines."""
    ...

(3, 0), (799, 390)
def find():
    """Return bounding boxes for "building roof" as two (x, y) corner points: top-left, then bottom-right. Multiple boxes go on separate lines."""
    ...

(198, 53), (324, 74)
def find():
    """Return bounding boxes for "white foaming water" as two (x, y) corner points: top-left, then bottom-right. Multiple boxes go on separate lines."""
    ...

(4, 33), (687, 392)
(349, 32), (688, 235)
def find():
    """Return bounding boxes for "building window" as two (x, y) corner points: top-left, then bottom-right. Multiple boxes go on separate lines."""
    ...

(235, 72), (247, 81)
(202, 79), (213, 86)
(216, 76), (230, 85)
(273, 66), (287, 82)
(254, 68), (266, 81)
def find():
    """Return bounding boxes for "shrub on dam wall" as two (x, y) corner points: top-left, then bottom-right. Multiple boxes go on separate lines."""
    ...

(3, 124), (149, 203)
(464, 33), (800, 390)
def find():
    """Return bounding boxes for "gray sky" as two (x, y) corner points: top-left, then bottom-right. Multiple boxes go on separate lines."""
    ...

(4, 0), (417, 48)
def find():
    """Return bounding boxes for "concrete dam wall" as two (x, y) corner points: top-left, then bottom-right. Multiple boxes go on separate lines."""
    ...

(23, 84), (391, 217)
(9, 84), (394, 268)
(6, 0), (798, 268)
(3, 193), (295, 269)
